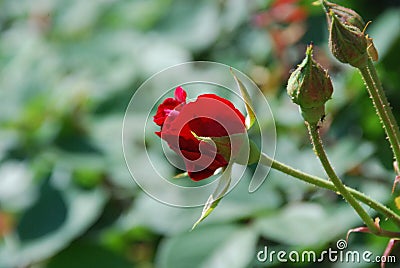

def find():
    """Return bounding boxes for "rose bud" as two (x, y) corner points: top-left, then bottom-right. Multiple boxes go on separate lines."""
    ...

(328, 11), (369, 69)
(154, 87), (247, 181)
(321, 0), (365, 30)
(287, 44), (333, 124)
(320, 1), (378, 63)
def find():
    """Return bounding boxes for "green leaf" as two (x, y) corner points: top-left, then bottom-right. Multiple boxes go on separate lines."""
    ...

(230, 68), (256, 130)
(46, 241), (132, 268)
(255, 203), (360, 246)
(192, 164), (233, 229)
(119, 170), (281, 235)
(17, 178), (67, 241)
(0, 175), (108, 267)
(156, 224), (257, 268)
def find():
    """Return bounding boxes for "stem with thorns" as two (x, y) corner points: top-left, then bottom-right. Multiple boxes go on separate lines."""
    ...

(307, 123), (380, 234)
(359, 59), (400, 172)
(260, 153), (400, 232)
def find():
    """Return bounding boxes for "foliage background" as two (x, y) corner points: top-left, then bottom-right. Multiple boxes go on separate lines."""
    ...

(1, 0), (400, 267)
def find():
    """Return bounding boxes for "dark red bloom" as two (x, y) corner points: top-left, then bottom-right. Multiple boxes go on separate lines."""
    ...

(154, 87), (246, 181)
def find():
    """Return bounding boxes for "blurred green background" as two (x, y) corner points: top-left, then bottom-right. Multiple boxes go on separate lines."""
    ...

(1, 0), (400, 267)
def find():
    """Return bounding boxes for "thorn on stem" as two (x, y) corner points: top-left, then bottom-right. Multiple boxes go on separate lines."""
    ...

(391, 176), (400, 194)
(381, 239), (399, 268)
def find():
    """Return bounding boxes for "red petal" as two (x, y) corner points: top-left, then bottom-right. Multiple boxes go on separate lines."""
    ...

(153, 87), (187, 127)
(189, 118), (228, 137)
(188, 154), (228, 181)
(197, 94), (246, 125)
(153, 98), (181, 126)
(188, 169), (216, 181)
(174, 86), (187, 103)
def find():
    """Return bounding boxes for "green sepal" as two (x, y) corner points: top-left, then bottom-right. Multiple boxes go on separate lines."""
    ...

(192, 164), (233, 229)
(173, 172), (189, 179)
(247, 139), (261, 165)
(191, 131), (249, 164)
(230, 68), (256, 130)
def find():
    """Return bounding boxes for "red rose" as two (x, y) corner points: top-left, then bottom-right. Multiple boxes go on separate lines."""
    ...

(153, 87), (246, 181)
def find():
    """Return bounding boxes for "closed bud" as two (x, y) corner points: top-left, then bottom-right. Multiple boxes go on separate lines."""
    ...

(329, 13), (368, 68)
(322, 0), (365, 30)
(287, 44), (333, 124)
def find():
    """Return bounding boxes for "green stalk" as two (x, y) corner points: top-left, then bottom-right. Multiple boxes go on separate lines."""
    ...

(307, 123), (380, 234)
(359, 59), (400, 171)
(259, 153), (400, 231)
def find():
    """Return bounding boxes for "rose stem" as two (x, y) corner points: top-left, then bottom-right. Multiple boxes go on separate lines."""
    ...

(306, 122), (382, 234)
(359, 59), (400, 172)
(259, 152), (400, 232)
